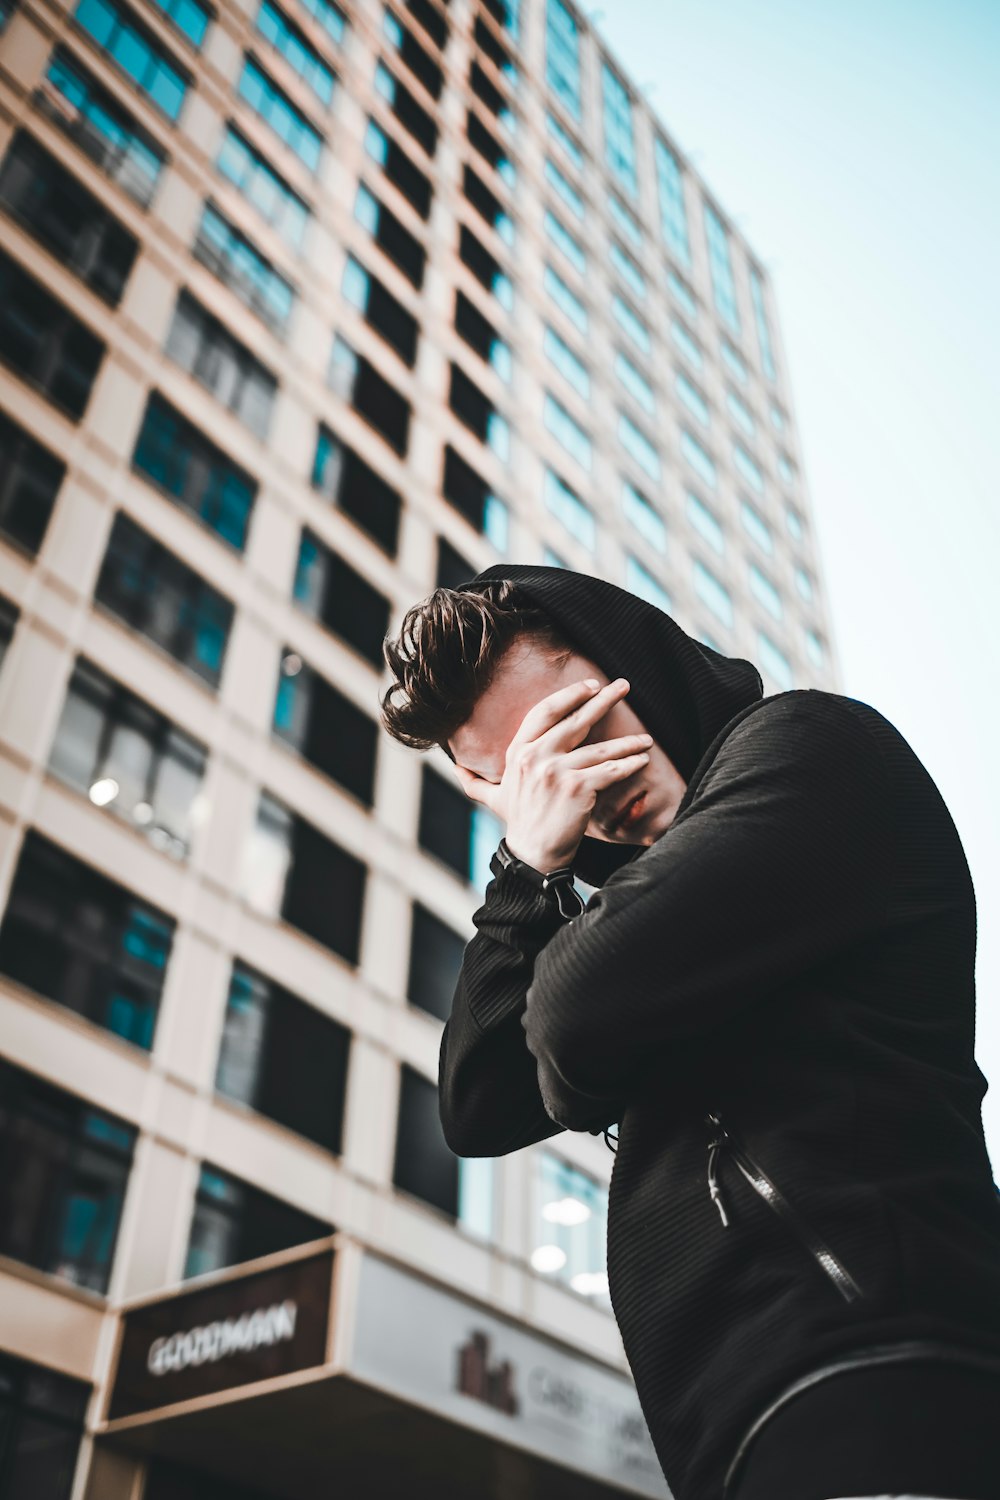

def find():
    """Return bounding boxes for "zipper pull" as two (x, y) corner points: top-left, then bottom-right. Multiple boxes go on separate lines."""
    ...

(705, 1112), (730, 1227)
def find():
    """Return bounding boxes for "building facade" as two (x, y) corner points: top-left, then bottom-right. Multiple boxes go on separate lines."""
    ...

(0, 0), (839, 1493)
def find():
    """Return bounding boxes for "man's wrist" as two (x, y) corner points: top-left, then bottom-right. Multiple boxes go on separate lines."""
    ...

(490, 838), (585, 919)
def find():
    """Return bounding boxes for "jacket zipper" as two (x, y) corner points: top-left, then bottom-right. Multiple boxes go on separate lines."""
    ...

(705, 1111), (863, 1304)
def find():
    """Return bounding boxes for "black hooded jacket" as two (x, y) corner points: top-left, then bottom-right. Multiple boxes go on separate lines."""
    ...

(436, 565), (1000, 1500)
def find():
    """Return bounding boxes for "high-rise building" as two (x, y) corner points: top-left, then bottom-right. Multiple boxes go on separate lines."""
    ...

(0, 0), (838, 1494)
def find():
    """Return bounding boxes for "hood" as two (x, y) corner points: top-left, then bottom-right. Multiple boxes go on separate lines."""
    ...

(454, 563), (765, 887)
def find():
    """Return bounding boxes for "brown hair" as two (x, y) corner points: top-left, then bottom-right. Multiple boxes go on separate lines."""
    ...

(379, 580), (574, 759)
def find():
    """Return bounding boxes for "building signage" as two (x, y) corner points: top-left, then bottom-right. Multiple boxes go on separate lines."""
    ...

(108, 1249), (333, 1420)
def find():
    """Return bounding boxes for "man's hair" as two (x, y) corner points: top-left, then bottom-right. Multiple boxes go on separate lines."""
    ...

(379, 579), (574, 758)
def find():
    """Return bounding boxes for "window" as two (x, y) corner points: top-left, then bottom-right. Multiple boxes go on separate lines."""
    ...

(185, 1163), (330, 1280)
(240, 788), (367, 961)
(704, 199), (740, 333)
(312, 423), (401, 556)
(463, 162), (513, 244)
(0, 1055), (136, 1294)
(0, 132), (138, 307)
(374, 60), (438, 155)
(274, 648), (378, 805)
(687, 490), (724, 554)
(545, 0), (580, 120)
(693, 557), (733, 628)
(448, 361), (510, 461)
(544, 155), (583, 219)
(721, 337), (748, 383)
(49, 656), (207, 858)
(544, 465), (594, 550)
(36, 47), (166, 208)
(740, 497), (773, 555)
(193, 200), (295, 334)
(459, 222), (511, 309)
(481, 0), (519, 41)
(257, 0), (336, 105)
(532, 1151), (610, 1308)
(609, 240), (645, 300)
(543, 262), (586, 333)
(293, 528), (392, 667)
(732, 440), (764, 494)
(545, 109), (583, 169)
(150, 0), (211, 47)
(300, 0), (346, 42)
(474, 15), (516, 84)
(342, 253), (419, 366)
(329, 333), (412, 454)
(382, 9), (443, 98)
(418, 763), (502, 890)
(618, 411), (660, 481)
(436, 535), (475, 589)
(132, 391), (257, 550)
(544, 392), (590, 470)
(748, 561), (783, 621)
(407, 902), (465, 1022)
(794, 564), (813, 602)
(543, 324), (588, 399)
(601, 65), (636, 197)
(750, 264), (776, 381)
(770, 401), (786, 432)
(757, 630), (792, 690)
(676, 369), (710, 427)
(355, 181), (426, 288)
(785, 504), (804, 542)
(667, 269), (697, 320)
(0, 596), (17, 672)
(238, 55), (323, 171)
(165, 289), (278, 437)
(610, 293), (650, 354)
(0, 1351), (89, 1500)
(654, 137), (690, 267)
(542, 207), (585, 274)
(0, 0), (14, 30)
(0, 249), (105, 419)
(442, 445), (509, 549)
(395, 1066), (464, 1227)
(216, 960), (350, 1153)
(778, 451), (795, 486)
(622, 479), (665, 554)
(670, 316), (702, 369)
(543, 545), (568, 568)
(607, 191), (641, 247)
(804, 627), (824, 669)
(680, 427), (717, 488)
(467, 109), (515, 188)
(0, 410), (65, 556)
(74, 0), (189, 119)
(217, 124), (309, 250)
(95, 511), (234, 686)
(365, 117), (432, 218)
(625, 554), (671, 612)
(726, 387), (755, 439)
(469, 60), (515, 133)
(614, 351), (654, 415)
(455, 290), (512, 381)
(0, 827), (175, 1048)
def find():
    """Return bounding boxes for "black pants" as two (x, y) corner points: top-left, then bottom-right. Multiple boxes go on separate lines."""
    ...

(731, 1359), (1000, 1500)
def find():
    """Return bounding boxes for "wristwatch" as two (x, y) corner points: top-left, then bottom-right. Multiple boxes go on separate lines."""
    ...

(489, 837), (585, 920)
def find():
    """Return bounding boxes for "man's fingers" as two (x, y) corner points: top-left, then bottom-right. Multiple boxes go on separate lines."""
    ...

(512, 678), (603, 747)
(451, 762), (493, 810)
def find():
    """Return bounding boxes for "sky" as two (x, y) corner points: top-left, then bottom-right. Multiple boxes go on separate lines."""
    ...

(593, 1), (1000, 1158)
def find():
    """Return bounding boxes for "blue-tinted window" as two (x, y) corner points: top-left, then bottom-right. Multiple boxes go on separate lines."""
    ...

(654, 137), (690, 267)
(740, 498), (773, 555)
(257, 0), (336, 104)
(74, 0), (189, 119)
(785, 503), (804, 542)
(607, 191), (641, 247)
(618, 411), (660, 481)
(726, 387), (755, 439)
(778, 451), (795, 487)
(543, 208), (585, 274)
(687, 490), (724, 554)
(676, 370), (710, 428)
(622, 480), (666, 554)
(804, 627), (824, 669)
(611, 293), (650, 354)
(721, 337), (748, 384)
(544, 465), (594, 549)
(601, 64), (636, 197)
(757, 629), (792, 689)
(625, 554), (670, 612)
(732, 440), (764, 494)
(193, 200), (295, 333)
(748, 560), (783, 621)
(544, 155), (584, 219)
(150, 0), (211, 47)
(544, 262), (587, 333)
(533, 1151), (611, 1309)
(615, 350), (655, 416)
(217, 124), (309, 250)
(38, 47), (165, 208)
(165, 289), (277, 437)
(545, 0), (580, 120)
(543, 325), (589, 399)
(704, 200), (740, 333)
(238, 55), (322, 172)
(545, 109), (583, 169)
(298, 0), (345, 43)
(693, 557), (733, 628)
(609, 240), (645, 300)
(750, 264), (776, 381)
(680, 428), (717, 488)
(794, 564), (813, 602)
(670, 316), (702, 369)
(133, 390), (257, 548)
(667, 269), (697, 320)
(544, 392), (591, 470)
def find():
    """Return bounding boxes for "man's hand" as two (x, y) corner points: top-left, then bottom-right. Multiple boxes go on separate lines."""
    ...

(450, 677), (651, 871)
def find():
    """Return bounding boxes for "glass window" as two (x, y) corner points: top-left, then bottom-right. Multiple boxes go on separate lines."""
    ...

(686, 489), (724, 554)
(298, 0), (345, 43)
(608, 240), (645, 300)
(804, 626), (824, 668)
(544, 392), (590, 470)
(133, 391), (256, 549)
(778, 451), (795, 486)
(418, 763), (501, 891)
(382, 8), (443, 99)
(680, 427), (717, 488)
(364, 116), (431, 218)
(794, 564), (813, 602)
(726, 387), (755, 439)
(74, 0), (188, 119)
(395, 1066), (491, 1231)
(757, 629), (792, 690)
(543, 324), (589, 399)
(625, 554), (670, 612)
(676, 370), (710, 427)
(193, 199), (295, 334)
(618, 411), (660, 481)
(442, 446), (508, 551)
(237, 55), (322, 172)
(407, 902), (465, 1022)
(720, 336), (748, 384)
(95, 512), (234, 686)
(607, 191), (642, 247)
(732, 440), (764, 494)
(693, 557), (733, 628)
(469, 58), (515, 135)
(544, 465), (595, 550)
(622, 479), (666, 554)
(0, 408), (65, 556)
(667, 268), (697, 320)
(0, 827), (175, 1049)
(0, 248), (105, 420)
(329, 332), (412, 453)
(0, 1056), (136, 1294)
(459, 222), (511, 309)
(543, 544), (568, 568)
(185, 1163), (330, 1279)
(0, 596), (18, 673)
(532, 1151), (610, 1309)
(750, 264), (776, 381)
(467, 111), (515, 191)
(545, 0), (580, 120)
(543, 262), (587, 334)
(455, 290), (511, 381)
(0, 1350), (89, 1500)
(356, 181), (426, 288)
(449, 361), (510, 461)
(704, 199), (740, 334)
(545, 108), (583, 169)
(739, 497), (773, 555)
(601, 64), (636, 196)
(654, 137), (690, 266)
(0, 131), (139, 307)
(543, 207), (585, 274)
(342, 252), (419, 366)
(165, 289), (277, 437)
(312, 422), (401, 556)
(611, 293), (650, 354)
(614, 350), (655, 416)
(748, 560), (783, 621)
(374, 59), (438, 155)
(257, 0), (336, 104)
(462, 162), (514, 245)
(544, 155), (584, 219)
(670, 316), (702, 369)
(292, 526), (392, 667)
(786, 504), (804, 542)
(37, 47), (165, 208)
(770, 401), (786, 432)
(474, 14), (516, 85)
(150, 0), (211, 47)
(217, 124), (310, 250)
(215, 960), (350, 1153)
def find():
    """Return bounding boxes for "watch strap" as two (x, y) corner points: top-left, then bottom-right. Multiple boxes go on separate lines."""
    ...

(490, 837), (585, 920)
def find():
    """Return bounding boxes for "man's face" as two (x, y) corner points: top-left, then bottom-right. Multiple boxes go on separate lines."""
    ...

(447, 638), (688, 847)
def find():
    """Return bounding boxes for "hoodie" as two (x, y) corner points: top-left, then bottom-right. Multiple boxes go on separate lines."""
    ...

(437, 564), (1000, 1500)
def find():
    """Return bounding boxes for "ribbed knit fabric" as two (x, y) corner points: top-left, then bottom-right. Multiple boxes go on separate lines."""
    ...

(437, 565), (1000, 1500)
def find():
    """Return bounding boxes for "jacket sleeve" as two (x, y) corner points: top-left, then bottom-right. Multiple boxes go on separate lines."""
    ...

(438, 862), (627, 1156)
(520, 693), (896, 1130)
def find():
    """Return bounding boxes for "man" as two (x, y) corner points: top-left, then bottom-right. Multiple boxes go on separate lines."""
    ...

(379, 563), (1000, 1500)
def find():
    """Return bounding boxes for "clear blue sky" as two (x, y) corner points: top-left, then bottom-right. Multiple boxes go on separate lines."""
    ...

(596, 1), (1000, 1159)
